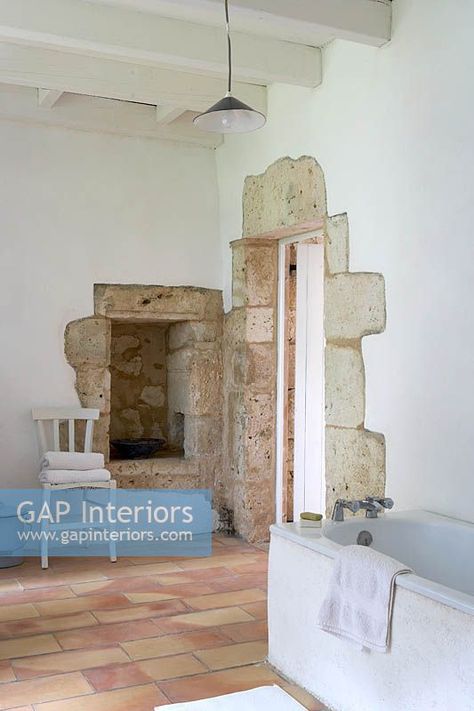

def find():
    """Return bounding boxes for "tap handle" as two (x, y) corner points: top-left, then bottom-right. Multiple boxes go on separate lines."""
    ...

(365, 495), (394, 509)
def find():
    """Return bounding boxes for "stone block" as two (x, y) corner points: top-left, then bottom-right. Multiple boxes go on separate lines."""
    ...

(232, 242), (278, 307)
(75, 367), (110, 414)
(184, 416), (222, 457)
(245, 307), (274, 343)
(140, 385), (165, 408)
(167, 370), (190, 415)
(325, 344), (365, 428)
(325, 427), (386, 517)
(326, 213), (349, 274)
(167, 348), (193, 372)
(168, 321), (219, 351)
(243, 156), (327, 237)
(224, 308), (245, 349)
(246, 343), (276, 389)
(64, 317), (110, 367)
(325, 273), (386, 340)
(188, 350), (222, 416)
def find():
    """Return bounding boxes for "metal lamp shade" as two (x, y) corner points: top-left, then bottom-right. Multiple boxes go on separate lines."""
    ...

(193, 95), (266, 134)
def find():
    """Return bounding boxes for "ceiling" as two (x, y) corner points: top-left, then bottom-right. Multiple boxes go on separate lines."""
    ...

(0, 0), (392, 147)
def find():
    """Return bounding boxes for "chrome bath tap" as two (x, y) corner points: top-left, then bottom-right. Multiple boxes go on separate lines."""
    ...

(331, 496), (394, 521)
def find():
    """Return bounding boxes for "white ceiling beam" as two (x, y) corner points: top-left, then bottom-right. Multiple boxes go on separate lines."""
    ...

(37, 88), (63, 108)
(0, 44), (267, 115)
(0, 85), (222, 148)
(87, 0), (392, 47)
(0, 0), (322, 87)
(156, 106), (187, 125)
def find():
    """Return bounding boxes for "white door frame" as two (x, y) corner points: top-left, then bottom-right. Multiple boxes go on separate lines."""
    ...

(275, 230), (325, 523)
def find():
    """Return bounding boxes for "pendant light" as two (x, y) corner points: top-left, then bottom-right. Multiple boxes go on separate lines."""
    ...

(193, 0), (266, 134)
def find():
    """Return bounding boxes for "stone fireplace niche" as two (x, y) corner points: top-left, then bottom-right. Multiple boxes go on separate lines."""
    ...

(64, 284), (223, 493)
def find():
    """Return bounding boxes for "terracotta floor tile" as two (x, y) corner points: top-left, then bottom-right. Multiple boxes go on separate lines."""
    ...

(151, 573), (198, 585)
(136, 653), (207, 681)
(177, 555), (260, 572)
(122, 629), (230, 661)
(0, 586), (76, 606)
(219, 620), (268, 643)
(152, 606), (254, 635)
(212, 535), (247, 547)
(56, 619), (162, 651)
(34, 593), (130, 617)
(149, 582), (215, 597)
(0, 603), (39, 623)
(48, 558), (133, 572)
(0, 579), (22, 594)
(124, 591), (179, 604)
(18, 570), (107, 590)
(184, 588), (266, 611)
(210, 573), (267, 593)
(83, 662), (152, 692)
(194, 640), (268, 670)
(0, 611), (98, 640)
(240, 601), (268, 620)
(34, 682), (167, 711)
(102, 562), (182, 579)
(159, 663), (281, 703)
(0, 634), (60, 661)
(0, 659), (15, 683)
(93, 598), (187, 624)
(70, 576), (162, 596)
(13, 646), (129, 680)
(166, 567), (234, 582)
(228, 561), (269, 575)
(282, 683), (327, 711)
(0, 671), (92, 709)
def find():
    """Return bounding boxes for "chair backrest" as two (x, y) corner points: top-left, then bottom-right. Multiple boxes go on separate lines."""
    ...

(32, 408), (100, 454)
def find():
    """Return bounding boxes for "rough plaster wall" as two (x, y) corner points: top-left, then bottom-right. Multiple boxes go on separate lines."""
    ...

(110, 323), (168, 442)
(216, 0), (474, 524)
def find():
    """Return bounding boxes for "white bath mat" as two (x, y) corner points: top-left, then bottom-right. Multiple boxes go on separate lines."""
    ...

(155, 684), (306, 710)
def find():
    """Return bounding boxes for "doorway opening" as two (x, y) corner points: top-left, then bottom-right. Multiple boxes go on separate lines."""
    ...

(276, 231), (325, 523)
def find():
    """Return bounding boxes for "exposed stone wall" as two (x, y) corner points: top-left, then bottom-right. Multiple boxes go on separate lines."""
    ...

(223, 156), (387, 542)
(65, 285), (223, 492)
(110, 323), (168, 442)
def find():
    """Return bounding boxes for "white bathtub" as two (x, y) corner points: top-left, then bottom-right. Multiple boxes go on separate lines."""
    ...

(268, 510), (474, 711)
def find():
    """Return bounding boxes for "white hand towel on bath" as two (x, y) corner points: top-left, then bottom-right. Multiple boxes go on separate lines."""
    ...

(317, 544), (412, 652)
(41, 451), (105, 471)
(39, 469), (111, 484)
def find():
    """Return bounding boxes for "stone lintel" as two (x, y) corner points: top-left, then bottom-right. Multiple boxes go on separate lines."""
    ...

(94, 284), (223, 322)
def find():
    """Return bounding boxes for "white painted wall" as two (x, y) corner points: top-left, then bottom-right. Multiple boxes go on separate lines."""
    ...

(216, 0), (474, 522)
(0, 120), (220, 486)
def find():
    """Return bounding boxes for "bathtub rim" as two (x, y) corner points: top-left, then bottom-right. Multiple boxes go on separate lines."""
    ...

(270, 509), (474, 616)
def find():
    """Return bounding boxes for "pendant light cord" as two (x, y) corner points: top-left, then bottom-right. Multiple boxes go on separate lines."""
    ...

(225, 0), (232, 94)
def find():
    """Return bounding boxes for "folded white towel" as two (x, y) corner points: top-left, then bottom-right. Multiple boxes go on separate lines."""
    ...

(41, 451), (105, 471)
(317, 544), (412, 652)
(39, 469), (111, 484)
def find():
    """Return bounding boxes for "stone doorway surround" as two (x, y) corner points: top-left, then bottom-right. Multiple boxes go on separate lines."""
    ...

(64, 284), (223, 492)
(219, 156), (387, 542)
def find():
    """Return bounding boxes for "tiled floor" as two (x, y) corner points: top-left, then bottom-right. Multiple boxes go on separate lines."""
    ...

(0, 536), (326, 710)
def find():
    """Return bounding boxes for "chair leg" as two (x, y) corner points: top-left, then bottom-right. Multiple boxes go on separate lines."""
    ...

(109, 481), (117, 563)
(41, 486), (51, 570)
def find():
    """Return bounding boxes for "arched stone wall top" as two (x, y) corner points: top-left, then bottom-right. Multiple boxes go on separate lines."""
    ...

(242, 156), (327, 238)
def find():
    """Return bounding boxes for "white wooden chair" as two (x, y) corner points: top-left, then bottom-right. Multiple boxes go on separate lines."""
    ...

(32, 407), (117, 569)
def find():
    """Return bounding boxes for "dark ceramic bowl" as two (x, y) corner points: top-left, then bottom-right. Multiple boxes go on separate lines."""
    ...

(111, 438), (166, 460)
